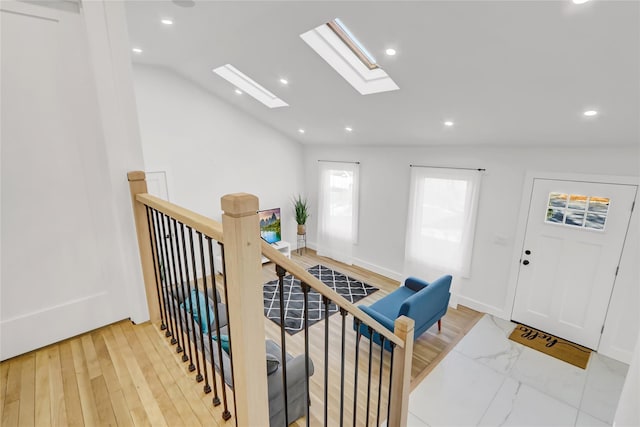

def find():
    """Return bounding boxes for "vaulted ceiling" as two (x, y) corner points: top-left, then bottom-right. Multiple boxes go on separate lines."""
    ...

(125, 1), (639, 146)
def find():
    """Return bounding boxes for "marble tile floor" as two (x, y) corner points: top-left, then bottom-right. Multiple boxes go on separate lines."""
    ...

(407, 315), (629, 426)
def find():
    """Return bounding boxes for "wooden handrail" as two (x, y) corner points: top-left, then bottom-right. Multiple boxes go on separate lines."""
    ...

(261, 242), (405, 348)
(136, 193), (224, 243)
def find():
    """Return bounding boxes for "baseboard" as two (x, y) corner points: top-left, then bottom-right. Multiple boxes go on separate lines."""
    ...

(352, 257), (404, 282)
(0, 292), (128, 361)
(597, 343), (633, 365)
(307, 242), (403, 282)
(456, 295), (506, 320)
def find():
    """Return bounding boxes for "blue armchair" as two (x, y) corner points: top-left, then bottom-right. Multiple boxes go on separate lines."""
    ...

(357, 275), (452, 350)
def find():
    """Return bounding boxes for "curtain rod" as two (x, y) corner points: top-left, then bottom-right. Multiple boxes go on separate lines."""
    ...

(410, 164), (486, 172)
(318, 160), (360, 164)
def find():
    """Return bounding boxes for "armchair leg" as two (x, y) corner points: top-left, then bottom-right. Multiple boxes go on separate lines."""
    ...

(438, 319), (442, 332)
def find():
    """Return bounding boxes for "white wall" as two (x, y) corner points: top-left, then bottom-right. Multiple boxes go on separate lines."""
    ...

(132, 65), (305, 244)
(0, 1), (146, 360)
(614, 328), (640, 426)
(303, 145), (639, 362)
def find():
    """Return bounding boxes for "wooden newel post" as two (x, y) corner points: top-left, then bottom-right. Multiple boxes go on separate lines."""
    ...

(389, 315), (414, 427)
(127, 171), (160, 322)
(221, 193), (269, 425)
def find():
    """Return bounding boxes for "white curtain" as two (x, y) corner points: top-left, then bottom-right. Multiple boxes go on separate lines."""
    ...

(316, 161), (360, 265)
(404, 166), (482, 283)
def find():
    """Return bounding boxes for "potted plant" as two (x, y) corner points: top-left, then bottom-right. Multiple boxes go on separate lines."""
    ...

(293, 195), (310, 235)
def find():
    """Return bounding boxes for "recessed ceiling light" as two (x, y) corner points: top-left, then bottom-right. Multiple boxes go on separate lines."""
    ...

(583, 110), (598, 116)
(234, 89), (243, 95)
(444, 121), (454, 127)
(132, 48), (143, 54)
(298, 129), (305, 134)
(279, 78), (289, 85)
(213, 64), (288, 108)
(385, 48), (397, 56)
(161, 19), (173, 25)
(572, 0), (589, 4)
(345, 127), (353, 132)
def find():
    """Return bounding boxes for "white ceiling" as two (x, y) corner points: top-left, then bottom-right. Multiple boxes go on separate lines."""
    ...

(124, 1), (640, 146)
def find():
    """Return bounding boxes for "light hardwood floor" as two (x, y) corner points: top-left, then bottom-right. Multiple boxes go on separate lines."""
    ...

(0, 250), (481, 426)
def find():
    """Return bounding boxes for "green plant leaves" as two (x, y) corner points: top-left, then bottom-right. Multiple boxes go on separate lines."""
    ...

(293, 194), (310, 225)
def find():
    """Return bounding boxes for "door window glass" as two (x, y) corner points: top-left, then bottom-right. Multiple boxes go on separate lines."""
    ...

(545, 193), (609, 231)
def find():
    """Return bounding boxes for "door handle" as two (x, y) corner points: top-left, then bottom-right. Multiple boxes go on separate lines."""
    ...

(522, 260), (530, 265)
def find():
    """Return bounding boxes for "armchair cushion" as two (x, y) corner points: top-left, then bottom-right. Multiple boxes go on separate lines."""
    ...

(212, 334), (230, 353)
(359, 305), (395, 332)
(181, 288), (215, 334)
(266, 352), (280, 375)
(174, 286), (227, 334)
(405, 276), (429, 292)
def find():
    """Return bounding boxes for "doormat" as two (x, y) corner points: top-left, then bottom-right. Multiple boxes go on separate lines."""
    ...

(263, 265), (378, 335)
(509, 324), (591, 369)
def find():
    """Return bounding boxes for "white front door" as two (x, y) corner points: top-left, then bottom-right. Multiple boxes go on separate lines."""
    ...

(512, 178), (637, 350)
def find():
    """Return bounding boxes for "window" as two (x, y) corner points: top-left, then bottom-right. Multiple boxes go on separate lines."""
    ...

(404, 167), (482, 279)
(546, 192), (609, 231)
(317, 161), (360, 265)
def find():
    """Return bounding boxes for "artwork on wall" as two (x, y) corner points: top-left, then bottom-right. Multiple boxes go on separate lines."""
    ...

(545, 193), (609, 231)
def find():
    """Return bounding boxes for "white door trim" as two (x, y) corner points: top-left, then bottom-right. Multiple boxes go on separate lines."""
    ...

(504, 171), (639, 323)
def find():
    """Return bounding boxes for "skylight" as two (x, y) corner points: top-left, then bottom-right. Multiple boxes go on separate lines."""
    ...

(212, 64), (288, 109)
(328, 18), (378, 69)
(300, 19), (399, 95)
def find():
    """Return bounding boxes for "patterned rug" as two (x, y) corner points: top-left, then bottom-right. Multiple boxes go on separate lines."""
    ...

(263, 265), (378, 335)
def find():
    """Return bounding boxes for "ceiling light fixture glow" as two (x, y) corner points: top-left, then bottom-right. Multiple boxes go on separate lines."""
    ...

(132, 48), (143, 54)
(583, 110), (598, 116)
(572, 0), (589, 4)
(298, 129), (305, 134)
(300, 22), (399, 95)
(213, 64), (288, 109)
(444, 121), (454, 127)
(279, 78), (289, 85)
(161, 19), (173, 25)
(385, 48), (397, 56)
(345, 126), (353, 132)
(234, 89), (243, 95)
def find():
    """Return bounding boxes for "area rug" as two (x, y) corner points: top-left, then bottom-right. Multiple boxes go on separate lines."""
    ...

(263, 265), (378, 335)
(509, 324), (591, 369)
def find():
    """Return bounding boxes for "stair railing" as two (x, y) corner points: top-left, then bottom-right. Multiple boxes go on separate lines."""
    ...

(127, 171), (413, 426)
